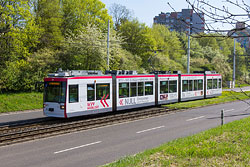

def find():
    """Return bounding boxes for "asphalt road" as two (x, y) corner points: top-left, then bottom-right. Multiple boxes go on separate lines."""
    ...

(223, 86), (250, 92)
(0, 100), (250, 167)
(0, 109), (44, 126)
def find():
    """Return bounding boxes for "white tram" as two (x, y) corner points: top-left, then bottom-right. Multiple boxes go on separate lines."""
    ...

(43, 70), (222, 118)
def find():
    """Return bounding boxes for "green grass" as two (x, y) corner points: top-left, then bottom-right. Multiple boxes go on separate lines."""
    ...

(104, 114), (250, 167)
(235, 83), (250, 88)
(165, 91), (250, 110)
(0, 92), (43, 113)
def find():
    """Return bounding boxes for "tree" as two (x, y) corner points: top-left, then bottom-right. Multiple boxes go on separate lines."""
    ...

(34, 0), (63, 48)
(0, 0), (42, 92)
(119, 19), (157, 71)
(58, 25), (107, 70)
(152, 24), (185, 64)
(109, 3), (133, 30)
(0, 0), (41, 60)
(61, 0), (111, 37)
(107, 29), (141, 71)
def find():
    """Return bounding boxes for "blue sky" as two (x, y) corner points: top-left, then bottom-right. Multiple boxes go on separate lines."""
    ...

(101, 0), (249, 31)
(101, 0), (176, 27)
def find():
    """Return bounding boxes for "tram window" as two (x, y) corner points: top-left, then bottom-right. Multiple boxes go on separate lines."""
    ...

(160, 81), (168, 94)
(69, 85), (79, 103)
(145, 82), (153, 95)
(96, 84), (110, 100)
(194, 80), (198, 91)
(198, 80), (203, 90)
(213, 79), (218, 89)
(130, 82), (137, 97)
(207, 79), (212, 90)
(182, 80), (188, 92)
(44, 82), (66, 103)
(119, 83), (129, 98)
(138, 82), (144, 96)
(188, 80), (193, 91)
(87, 84), (95, 101)
(218, 79), (222, 88)
(169, 80), (177, 93)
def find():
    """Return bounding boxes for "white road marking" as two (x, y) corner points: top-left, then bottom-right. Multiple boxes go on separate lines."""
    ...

(224, 109), (235, 113)
(54, 141), (102, 154)
(136, 126), (165, 134)
(186, 116), (205, 122)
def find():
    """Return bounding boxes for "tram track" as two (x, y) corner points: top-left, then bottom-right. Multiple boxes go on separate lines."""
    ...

(0, 107), (177, 147)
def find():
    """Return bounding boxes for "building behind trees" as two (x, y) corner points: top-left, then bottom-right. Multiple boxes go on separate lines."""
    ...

(153, 9), (205, 34)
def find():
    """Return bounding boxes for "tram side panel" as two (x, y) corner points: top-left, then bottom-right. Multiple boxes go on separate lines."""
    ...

(116, 75), (155, 110)
(66, 76), (113, 118)
(158, 74), (179, 104)
(180, 74), (205, 101)
(206, 74), (222, 98)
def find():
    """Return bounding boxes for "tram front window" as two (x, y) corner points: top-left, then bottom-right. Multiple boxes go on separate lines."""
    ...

(44, 82), (66, 103)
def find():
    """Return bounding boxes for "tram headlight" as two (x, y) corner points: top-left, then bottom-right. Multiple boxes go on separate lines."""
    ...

(43, 104), (47, 108)
(60, 105), (65, 110)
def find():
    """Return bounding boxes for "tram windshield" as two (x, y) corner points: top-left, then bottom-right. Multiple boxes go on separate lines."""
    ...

(44, 81), (66, 103)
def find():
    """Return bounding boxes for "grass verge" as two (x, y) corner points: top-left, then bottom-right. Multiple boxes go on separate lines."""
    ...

(104, 113), (250, 167)
(165, 91), (250, 110)
(0, 92), (43, 113)
(235, 83), (250, 88)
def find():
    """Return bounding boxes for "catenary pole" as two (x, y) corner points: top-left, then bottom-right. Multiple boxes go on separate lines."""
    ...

(107, 20), (110, 71)
(233, 38), (236, 88)
(187, 24), (191, 74)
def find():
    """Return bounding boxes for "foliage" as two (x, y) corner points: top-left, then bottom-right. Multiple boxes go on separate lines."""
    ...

(61, 0), (111, 36)
(108, 29), (141, 71)
(1, 60), (36, 91)
(59, 25), (107, 70)
(0, 0), (42, 63)
(119, 19), (157, 71)
(34, 0), (63, 49)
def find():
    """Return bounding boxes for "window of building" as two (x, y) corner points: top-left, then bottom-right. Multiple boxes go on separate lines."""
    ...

(130, 82), (137, 97)
(207, 79), (213, 90)
(69, 85), (79, 103)
(138, 82), (144, 96)
(96, 84), (110, 100)
(169, 80), (177, 93)
(160, 81), (168, 94)
(145, 82), (153, 95)
(119, 83), (129, 98)
(87, 84), (95, 101)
